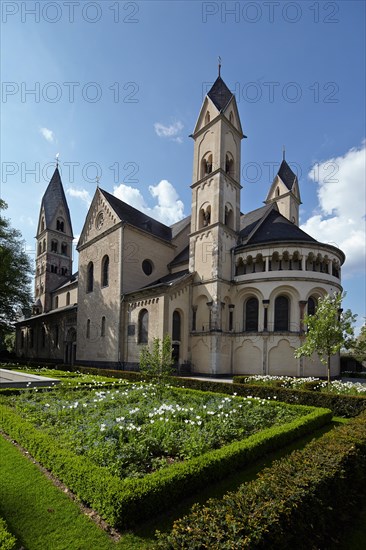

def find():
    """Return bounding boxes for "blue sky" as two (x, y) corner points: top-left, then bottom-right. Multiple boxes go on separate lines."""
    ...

(1, 0), (365, 330)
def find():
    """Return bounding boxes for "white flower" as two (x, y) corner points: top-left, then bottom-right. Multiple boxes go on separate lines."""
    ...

(100, 424), (106, 432)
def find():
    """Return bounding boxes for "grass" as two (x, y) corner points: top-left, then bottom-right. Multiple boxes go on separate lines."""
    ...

(0, 435), (152, 550)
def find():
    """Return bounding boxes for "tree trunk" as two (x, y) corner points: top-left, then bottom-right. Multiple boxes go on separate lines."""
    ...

(327, 354), (331, 387)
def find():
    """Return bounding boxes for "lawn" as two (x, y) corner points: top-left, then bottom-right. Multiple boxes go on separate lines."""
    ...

(5, 382), (310, 479)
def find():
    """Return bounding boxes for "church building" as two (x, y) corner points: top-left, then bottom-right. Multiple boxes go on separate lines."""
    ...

(16, 73), (345, 377)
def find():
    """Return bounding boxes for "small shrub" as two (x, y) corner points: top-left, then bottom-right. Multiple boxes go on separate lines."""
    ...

(0, 517), (16, 550)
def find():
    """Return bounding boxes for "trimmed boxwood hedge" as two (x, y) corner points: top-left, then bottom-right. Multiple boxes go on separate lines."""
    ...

(156, 410), (366, 549)
(0, 394), (331, 530)
(0, 517), (16, 550)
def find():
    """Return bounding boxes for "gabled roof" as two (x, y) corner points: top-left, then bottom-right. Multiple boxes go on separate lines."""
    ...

(207, 76), (234, 112)
(99, 189), (172, 242)
(277, 159), (298, 190)
(41, 167), (73, 234)
(52, 271), (79, 292)
(237, 207), (317, 249)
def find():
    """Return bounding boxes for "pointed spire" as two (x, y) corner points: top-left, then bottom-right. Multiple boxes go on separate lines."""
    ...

(41, 165), (73, 235)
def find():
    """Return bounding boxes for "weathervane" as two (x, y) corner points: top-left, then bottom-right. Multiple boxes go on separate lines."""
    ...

(55, 152), (60, 167)
(218, 56), (222, 77)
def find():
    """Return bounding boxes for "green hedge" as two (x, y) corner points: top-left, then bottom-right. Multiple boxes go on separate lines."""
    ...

(156, 410), (366, 549)
(171, 377), (366, 418)
(0, 517), (16, 550)
(0, 397), (331, 530)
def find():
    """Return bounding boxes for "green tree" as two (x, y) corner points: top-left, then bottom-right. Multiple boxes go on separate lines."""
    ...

(295, 292), (356, 386)
(139, 334), (174, 392)
(0, 199), (32, 339)
(347, 323), (366, 363)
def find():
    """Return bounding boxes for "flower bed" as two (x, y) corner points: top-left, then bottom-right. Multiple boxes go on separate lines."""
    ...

(0, 384), (331, 528)
(6, 383), (312, 479)
(234, 374), (366, 396)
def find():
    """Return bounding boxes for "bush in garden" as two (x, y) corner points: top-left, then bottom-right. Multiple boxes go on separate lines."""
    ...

(155, 411), (366, 549)
(140, 335), (174, 393)
(0, 517), (16, 550)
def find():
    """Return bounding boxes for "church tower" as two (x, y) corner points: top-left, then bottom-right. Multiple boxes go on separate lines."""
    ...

(34, 166), (73, 313)
(189, 71), (245, 280)
(189, 70), (245, 374)
(265, 157), (301, 225)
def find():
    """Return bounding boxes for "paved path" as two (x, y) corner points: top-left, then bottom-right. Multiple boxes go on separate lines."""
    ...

(0, 368), (60, 389)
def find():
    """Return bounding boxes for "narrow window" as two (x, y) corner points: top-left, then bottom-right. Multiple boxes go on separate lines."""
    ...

(245, 297), (259, 331)
(87, 262), (94, 292)
(54, 325), (59, 348)
(138, 309), (149, 344)
(308, 296), (317, 316)
(102, 255), (109, 287)
(172, 311), (181, 342)
(55, 296), (59, 308)
(66, 292), (70, 306)
(86, 319), (90, 339)
(51, 240), (58, 253)
(61, 243), (67, 255)
(274, 295), (289, 331)
(101, 316), (106, 337)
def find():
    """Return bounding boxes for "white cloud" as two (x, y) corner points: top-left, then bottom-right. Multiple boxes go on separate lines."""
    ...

(113, 179), (185, 226)
(40, 127), (55, 143)
(66, 187), (92, 208)
(154, 121), (183, 141)
(301, 142), (366, 278)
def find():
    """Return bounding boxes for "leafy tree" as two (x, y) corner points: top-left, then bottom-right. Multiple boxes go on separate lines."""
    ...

(139, 334), (174, 392)
(295, 292), (356, 386)
(0, 199), (32, 339)
(347, 323), (366, 363)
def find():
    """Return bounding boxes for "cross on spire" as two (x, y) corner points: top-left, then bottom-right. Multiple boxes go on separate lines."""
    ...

(218, 56), (221, 77)
(55, 152), (60, 167)
(282, 145), (286, 161)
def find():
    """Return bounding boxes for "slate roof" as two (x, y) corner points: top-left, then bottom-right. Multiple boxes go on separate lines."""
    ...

(239, 205), (273, 240)
(171, 215), (191, 238)
(207, 76), (234, 112)
(100, 189), (172, 242)
(169, 246), (189, 267)
(53, 271), (79, 292)
(237, 207), (317, 250)
(41, 167), (73, 234)
(126, 269), (191, 295)
(277, 160), (298, 190)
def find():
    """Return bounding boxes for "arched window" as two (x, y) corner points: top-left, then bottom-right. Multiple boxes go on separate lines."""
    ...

(43, 239), (46, 252)
(66, 292), (70, 306)
(274, 295), (289, 331)
(61, 243), (67, 255)
(86, 319), (90, 339)
(172, 311), (181, 341)
(38, 243), (42, 256)
(225, 153), (234, 176)
(201, 153), (213, 178)
(101, 316), (106, 337)
(244, 297), (259, 331)
(308, 296), (317, 316)
(87, 262), (94, 293)
(41, 217), (45, 231)
(57, 219), (65, 232)
(138, 309), (149, 344)
(55, 296), (59, 309)
(101, 255), (109, 287)
(51, 240), (58, 253)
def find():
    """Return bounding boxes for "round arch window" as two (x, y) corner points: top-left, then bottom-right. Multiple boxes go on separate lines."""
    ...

(142, 259), (154, 276)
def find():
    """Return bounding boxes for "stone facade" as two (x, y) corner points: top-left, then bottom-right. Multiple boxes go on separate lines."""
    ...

(16, 74), (345, 377)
